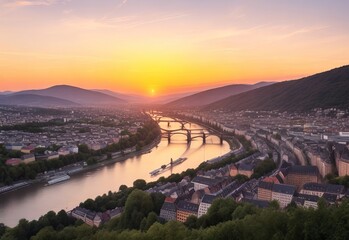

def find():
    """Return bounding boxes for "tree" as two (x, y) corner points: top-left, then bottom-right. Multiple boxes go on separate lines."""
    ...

(147, 221), (189, 240)
(0, 224), (6, 239)
(119, 185), (128, 192)
(31, 226), (57, 240)
(231, 203), (258, 220)
(120, 189), (154, 229)
(150, 192), (165, 215)
(133, 179), (147, 190)
(204, 198), (238, 227)
(251, 159), (277, 179)
(269, 200), (280, 210)
(185, 215), (198, 229)
(141, 212), (158, 231)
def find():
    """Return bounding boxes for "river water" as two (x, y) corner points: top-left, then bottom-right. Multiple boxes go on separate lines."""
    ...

(0, 117), (230, 227)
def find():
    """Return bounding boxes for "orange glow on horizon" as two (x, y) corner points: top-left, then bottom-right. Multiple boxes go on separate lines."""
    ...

(1, 1), (349, 95)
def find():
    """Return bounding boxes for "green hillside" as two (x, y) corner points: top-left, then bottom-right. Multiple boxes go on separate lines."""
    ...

(206, 66), (349, 112)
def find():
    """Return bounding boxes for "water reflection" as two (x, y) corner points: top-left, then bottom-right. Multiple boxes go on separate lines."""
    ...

(0, 117), (230, 226)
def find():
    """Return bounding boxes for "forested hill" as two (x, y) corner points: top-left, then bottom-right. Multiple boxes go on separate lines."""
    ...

(205, 65), (349, 112)
(167, 82), (273, 107)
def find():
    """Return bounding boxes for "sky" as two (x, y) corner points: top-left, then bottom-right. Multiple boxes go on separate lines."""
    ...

(1, 0), (349, 96)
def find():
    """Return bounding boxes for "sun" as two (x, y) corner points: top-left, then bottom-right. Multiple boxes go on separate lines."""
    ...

(150, 88), (155, 96)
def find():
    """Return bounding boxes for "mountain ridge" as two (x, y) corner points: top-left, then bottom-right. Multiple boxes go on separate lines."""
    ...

(0, 94), (79, 107)
(13, 85), (126, 105)
(166, 82), (274, 107)
(205, 65), (349, 112)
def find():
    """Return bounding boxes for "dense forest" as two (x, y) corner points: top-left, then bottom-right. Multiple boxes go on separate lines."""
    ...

(1, 192), (348, 240)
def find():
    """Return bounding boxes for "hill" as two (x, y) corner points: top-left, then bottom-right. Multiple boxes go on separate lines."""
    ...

(205, 65), (349, 112)
(14, 85), (125, 105)
(167, 82), (273, 107)
(95, 89), (196, 104)
(93, 89), (144, 103)
(0, 94), (78, 107)
(0, 91), (13, 95)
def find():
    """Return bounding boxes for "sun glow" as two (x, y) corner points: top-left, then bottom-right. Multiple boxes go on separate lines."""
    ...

(1, 1), (349, 94)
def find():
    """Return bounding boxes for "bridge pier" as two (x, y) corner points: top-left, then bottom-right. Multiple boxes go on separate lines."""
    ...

(187, 132), (191, 144)
(167, 121), (170, 127)
(220, 136), (223, 145)
(203, 133), (206, 144)
(168, 132), (171, 143)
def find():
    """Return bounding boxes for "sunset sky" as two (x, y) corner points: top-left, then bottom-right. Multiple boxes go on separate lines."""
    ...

(1, 0), (349, 96)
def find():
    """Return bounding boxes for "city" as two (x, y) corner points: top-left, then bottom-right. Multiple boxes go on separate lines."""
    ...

(1, 1), (349, 240)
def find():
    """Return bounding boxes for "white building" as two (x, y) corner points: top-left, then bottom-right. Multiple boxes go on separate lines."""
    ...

(198, 194), (217, 217)
(271, 184), (296, 208)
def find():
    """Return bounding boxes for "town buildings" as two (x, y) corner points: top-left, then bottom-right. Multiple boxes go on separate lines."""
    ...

(271, 184), (296, 208)
(176, 200), (199, 223)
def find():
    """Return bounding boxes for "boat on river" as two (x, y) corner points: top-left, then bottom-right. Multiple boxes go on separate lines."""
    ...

(47, 174), (70, 185)
(149, 157), (188, 176)
(170, 157), (187, 166)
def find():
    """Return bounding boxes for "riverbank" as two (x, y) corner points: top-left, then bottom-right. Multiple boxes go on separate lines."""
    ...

(70, 135), (162, 176)
(0, 115), (232, 227)
(0, 135), (162, 196)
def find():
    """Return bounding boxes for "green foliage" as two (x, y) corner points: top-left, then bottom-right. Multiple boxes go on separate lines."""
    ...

(133, 179), (147, 190)
(0, 210), (75, 240)
(233, 174), (250, 183)
(4, 200), (349, 240)
(79, 188), (133, 212)
(78, 144), (90, 154)
(119, 184), (128, 191)
(140, 212), (158, 231)
(204, 198), (239, 227)
(119, 189), (154, 230)
(86, 157), (97, 166)
(197, 151), (256, 172)
(150, 192), (166, 215)
(251, 159), (277, 179)
(101, 121), (160, 154)
(231, 203), (258, 220)
(0, 224), (5, 239)
(327, 174), (349, 188)
(184, 215), (198, 229)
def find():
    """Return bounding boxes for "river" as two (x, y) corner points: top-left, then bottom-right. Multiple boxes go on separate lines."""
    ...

(0, 116), (230, 227)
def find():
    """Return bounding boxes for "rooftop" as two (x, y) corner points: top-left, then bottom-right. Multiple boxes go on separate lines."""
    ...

(161, 202), (177, 212)
(288, 165), (319, 176)
(302, 182), (345, 194)
(272, 183), (296, 195)
(258, 180), (273, 190)
(192, 176), (222, 186)
(201, 194), (217, 204)
(176, 200), (199, 213)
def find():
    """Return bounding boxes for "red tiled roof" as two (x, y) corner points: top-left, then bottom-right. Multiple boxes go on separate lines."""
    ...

(6, 158), (22, 166)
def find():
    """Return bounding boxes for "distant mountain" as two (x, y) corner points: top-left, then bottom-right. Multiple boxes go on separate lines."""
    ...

(94, 89), (196, 104)
(0, 91), (14, 95)
(205, 65), (349, 112)
(0, 94), (78, 107)
(152, 92), (197, 104)
(167, 82), (274, 107)
(14, 85), (125, 105)
(93, 89), (145, 103)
